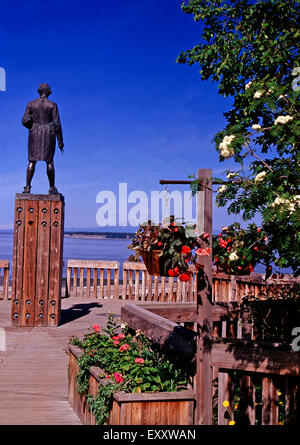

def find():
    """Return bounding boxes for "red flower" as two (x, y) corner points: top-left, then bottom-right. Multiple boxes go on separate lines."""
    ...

(113, 373), (123, 383)
(179, 273), (191, 282)
(118, 333), (125, 339)
(113, 340), (120, 346)
(92, 324), (101, 333)
(135, 357), (145, 364)
(219, 239), (227, 248)
(181, 246), (191, 254)
(253, 246), (258, 251)
(174, 227), (179, 232)
(119, 344), (130, 352)
(168, 268), (180, 277)
(157, 241), (162, 247)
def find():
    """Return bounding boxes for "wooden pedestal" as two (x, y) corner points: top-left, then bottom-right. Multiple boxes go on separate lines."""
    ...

(11, 193), (65, 327)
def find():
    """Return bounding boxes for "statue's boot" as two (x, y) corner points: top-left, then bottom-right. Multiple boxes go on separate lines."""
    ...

(49, 186), (59, 195)
(23, 185), (31, 194)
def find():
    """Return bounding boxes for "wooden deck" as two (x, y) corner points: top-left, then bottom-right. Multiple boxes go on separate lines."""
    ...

(0, 297), (126, 425)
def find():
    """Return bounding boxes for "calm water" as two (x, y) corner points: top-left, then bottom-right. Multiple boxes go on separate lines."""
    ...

(0, 232), (290, 276)
(0, 232), (133, 276)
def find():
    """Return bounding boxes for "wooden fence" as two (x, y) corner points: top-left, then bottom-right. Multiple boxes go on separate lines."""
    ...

(0, 260), (9, 300)
(121, 302), (300, 425)
(1, 259), (298, 302)
(65, 260), (297, 303)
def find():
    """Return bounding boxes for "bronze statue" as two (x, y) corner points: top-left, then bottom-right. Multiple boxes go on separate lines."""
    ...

(22, 83), (64, 194)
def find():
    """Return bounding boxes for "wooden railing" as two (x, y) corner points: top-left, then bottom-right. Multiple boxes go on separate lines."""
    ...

(66, 259), (119, 299)
(1, 258), (298, 303)
(0, 260), (9, 300)
(121, 302), (300, 425)
(65, 259), (298, 303)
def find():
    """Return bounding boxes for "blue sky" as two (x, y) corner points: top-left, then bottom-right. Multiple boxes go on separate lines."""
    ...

(0, 0), (242, 231)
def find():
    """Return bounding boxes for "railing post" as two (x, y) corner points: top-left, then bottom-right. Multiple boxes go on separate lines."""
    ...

(195, 168), (213, 425)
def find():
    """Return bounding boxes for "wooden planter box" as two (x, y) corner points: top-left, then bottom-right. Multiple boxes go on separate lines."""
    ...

(68, 344), (195, 425)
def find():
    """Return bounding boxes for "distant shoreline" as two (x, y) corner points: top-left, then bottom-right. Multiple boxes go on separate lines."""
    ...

(64, 232), (134, 240)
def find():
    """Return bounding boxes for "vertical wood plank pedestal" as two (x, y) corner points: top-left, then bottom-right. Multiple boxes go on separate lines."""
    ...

(11, 193), (65, 327)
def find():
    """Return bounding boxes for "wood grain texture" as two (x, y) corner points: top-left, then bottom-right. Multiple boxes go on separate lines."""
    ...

(11, 195), (64, 327)
(68, 346), (195, 425)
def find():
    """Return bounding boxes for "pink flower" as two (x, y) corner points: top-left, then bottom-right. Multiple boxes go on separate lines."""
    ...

(92, 324), (101, 333)
(113, 340), (120, 346)
(135, 357), (145, 364)
(113, 372), (123, 383)
(118, 333), (125, 339)
(196, 247), (212, 256)
(112, 336), (119, 340)
(119, 344), (130, 352)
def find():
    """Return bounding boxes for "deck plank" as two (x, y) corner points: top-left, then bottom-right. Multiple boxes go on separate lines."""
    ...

(0, 297), (125, 425)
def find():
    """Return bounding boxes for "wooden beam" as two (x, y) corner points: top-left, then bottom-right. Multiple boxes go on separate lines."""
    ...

(121, 303), (197, 361)
(211, 342), (300, 376)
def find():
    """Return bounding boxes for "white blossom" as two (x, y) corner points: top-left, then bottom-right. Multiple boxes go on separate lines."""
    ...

(226, 172), (238, 179)
(228, 252), (239, 262)
(219, 135), (236, 159)
(245, 81), (252, 90)
(254, 90), (264, 99)
(218, 185), (227, 194)
(251, 124), (262, 130)
(254, 171), (267, 183)
(274, 115), (294, 125)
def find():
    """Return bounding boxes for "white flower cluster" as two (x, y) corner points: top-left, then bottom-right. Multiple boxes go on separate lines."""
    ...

(251, 124), (262, 130)
(226, 172), (238, 179)
(228, 251), (239, 262)
(218, 185), (227, 194)
(274, 115), (294, 125)
(254, 90), (264, 99)
(219, 135), (235, 159)
(271, 195), (300, 214)
(245, 81), (253, 90)
(254, 171), (267, 183)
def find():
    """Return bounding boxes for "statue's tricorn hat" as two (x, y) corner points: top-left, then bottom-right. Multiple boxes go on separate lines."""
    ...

(37, 83), (52, 96)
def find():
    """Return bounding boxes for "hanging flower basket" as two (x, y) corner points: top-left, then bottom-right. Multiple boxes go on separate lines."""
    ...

(127, 216), (211, 280)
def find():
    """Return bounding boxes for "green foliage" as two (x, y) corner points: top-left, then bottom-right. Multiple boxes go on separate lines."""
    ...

(69, 313), (191, 425)
(177, 0), (300, 275)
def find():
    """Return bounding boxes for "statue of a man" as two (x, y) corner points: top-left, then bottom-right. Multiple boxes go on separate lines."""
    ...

(22, 83), (64, 194)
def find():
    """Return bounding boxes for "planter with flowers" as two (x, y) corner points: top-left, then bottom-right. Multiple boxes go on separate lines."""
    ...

(212, 222), (272, 277)
(68, 312), (195, 425)
(127, 216), (211, 282)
